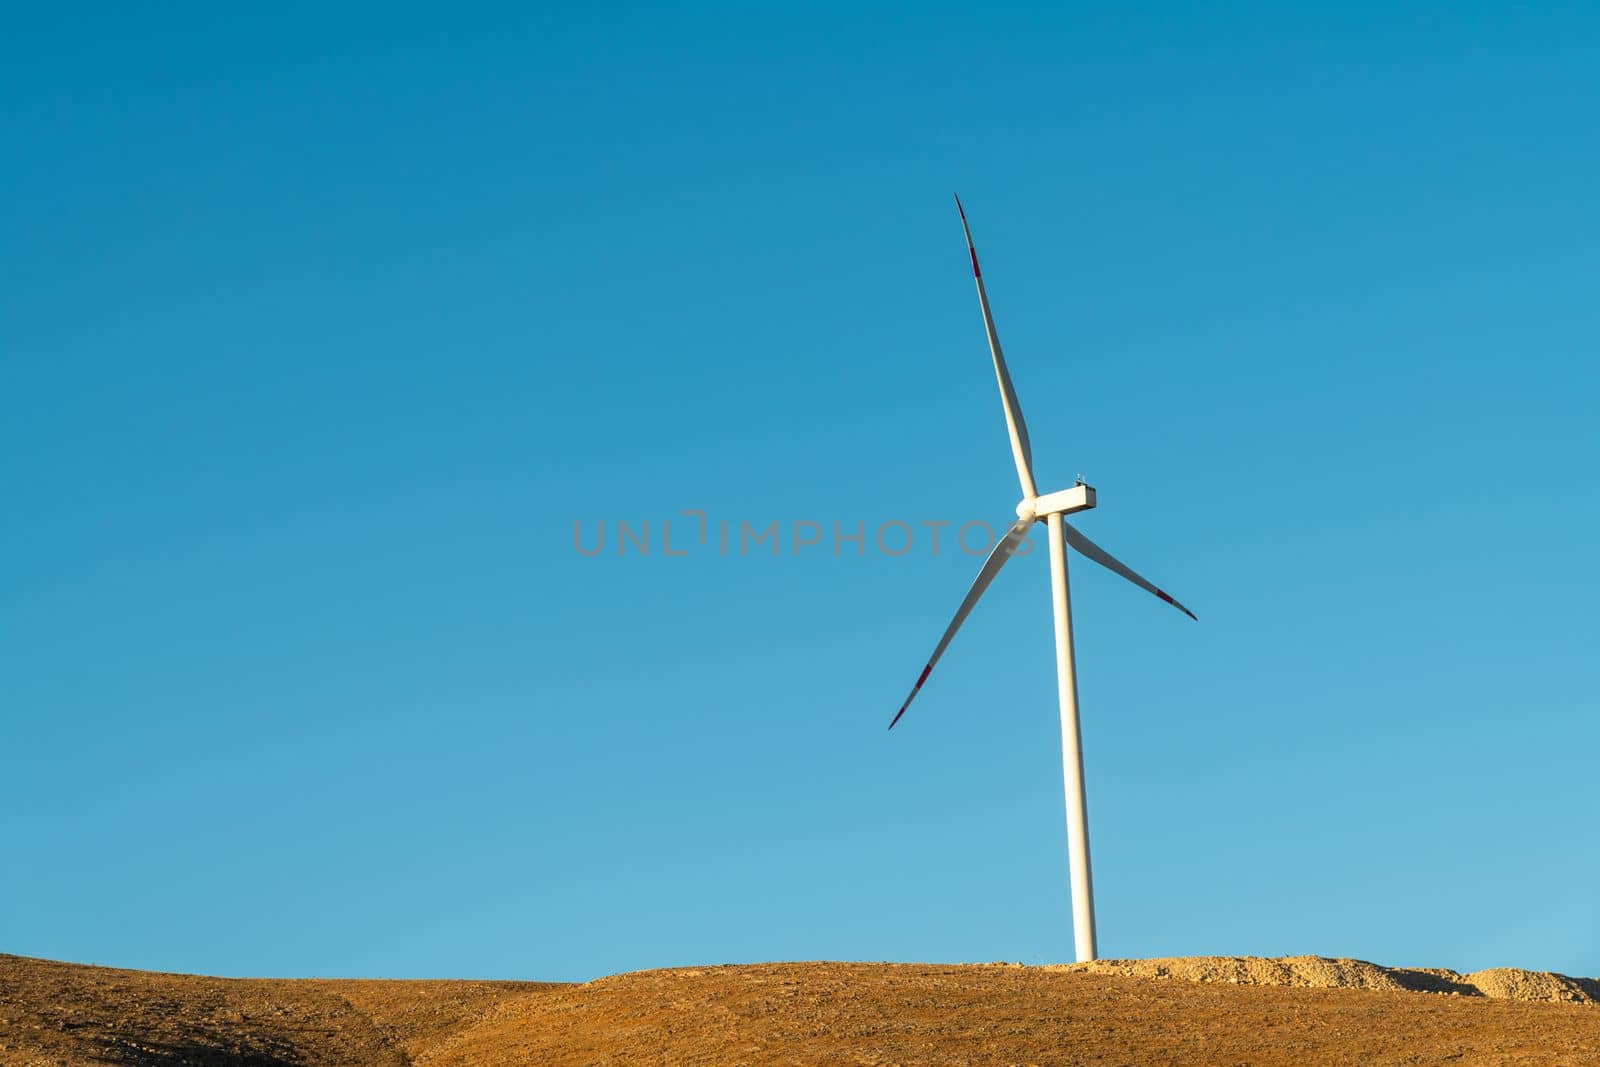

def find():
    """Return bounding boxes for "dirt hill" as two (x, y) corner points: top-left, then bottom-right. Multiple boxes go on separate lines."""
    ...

(4, 952), (1600, 1065)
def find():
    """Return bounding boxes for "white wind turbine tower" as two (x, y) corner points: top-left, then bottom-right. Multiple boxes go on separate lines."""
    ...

(889, 195), (1196, 964)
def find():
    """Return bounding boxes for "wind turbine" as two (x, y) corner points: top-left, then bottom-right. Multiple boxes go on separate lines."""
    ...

(889, 195), (1196, 964)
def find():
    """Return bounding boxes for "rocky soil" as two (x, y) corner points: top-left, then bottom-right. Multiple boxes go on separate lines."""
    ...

(5, 952), (1600, 1065)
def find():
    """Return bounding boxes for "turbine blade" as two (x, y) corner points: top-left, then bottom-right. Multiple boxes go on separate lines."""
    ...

(955, 194), (1036, 499)
(1059, 522), (1197, 621)
(889, 517), (1033, 730)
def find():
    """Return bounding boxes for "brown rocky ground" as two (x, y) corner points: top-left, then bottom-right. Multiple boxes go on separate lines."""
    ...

(4, 952), (1600, 1065)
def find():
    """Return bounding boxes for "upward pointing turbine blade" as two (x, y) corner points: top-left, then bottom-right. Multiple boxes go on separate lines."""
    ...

(956, 195), (1037, 499)
(888, 517), (1033, 730)
(1059, 522), (1197, 621)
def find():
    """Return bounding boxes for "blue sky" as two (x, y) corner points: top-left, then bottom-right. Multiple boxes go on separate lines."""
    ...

(3, 3), (1598, 982)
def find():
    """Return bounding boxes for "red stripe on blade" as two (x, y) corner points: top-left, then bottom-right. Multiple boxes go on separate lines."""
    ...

(889, 663), (934, 730)
(1155, 589), (1198, 620)
(969, 248), (981, 278)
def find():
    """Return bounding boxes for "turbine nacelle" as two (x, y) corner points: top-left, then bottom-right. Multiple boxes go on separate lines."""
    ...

(1017, 484), (1096, 524)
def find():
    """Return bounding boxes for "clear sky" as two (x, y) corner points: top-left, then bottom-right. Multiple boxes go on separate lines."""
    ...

(3, 3), (1597, 983)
